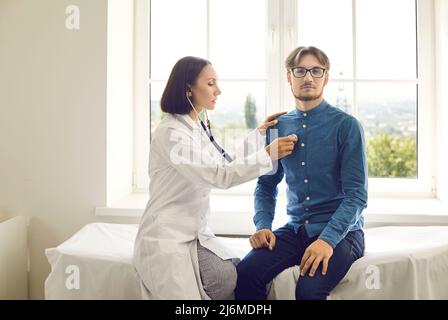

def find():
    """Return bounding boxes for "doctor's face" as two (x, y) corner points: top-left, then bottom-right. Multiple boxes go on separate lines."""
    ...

(190, 64), (221, 111)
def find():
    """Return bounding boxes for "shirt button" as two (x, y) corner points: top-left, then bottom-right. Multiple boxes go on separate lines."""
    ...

(305, 208), (309, 212)
(303, 113), (307, 117)
(304, 179), (309, 183)
(301, 162), (306, 166)
(302, 124), (307, 128)
(306, 196), (310, 201)
(305, 220), (309, 224)
(301, 143), (305, 147)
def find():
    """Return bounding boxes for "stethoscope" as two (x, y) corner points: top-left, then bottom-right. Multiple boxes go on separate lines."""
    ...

(186, 93), (233, 163)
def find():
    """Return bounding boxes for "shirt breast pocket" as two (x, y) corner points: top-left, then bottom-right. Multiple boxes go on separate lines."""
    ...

(308, 137), (338, 171)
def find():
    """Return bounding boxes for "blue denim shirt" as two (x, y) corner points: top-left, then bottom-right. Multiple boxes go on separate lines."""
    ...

(254, 100), (368, 248)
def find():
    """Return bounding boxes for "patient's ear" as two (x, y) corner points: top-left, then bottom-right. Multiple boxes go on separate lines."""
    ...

(286, 71), (292, 85)
(323, 72), (329, 87)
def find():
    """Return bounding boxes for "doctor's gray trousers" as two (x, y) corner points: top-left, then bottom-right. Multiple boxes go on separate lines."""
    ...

(197, 241), (240, 300)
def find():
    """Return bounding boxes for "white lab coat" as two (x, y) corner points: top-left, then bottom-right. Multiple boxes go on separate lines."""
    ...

(133, 113), (273, 300)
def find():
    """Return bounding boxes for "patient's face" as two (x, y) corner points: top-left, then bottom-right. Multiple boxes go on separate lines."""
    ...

(190, 64), (222, 112)
(288, 53), (329, 102)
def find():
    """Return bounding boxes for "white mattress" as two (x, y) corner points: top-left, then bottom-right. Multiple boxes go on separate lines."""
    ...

(45, 223), (448, 300)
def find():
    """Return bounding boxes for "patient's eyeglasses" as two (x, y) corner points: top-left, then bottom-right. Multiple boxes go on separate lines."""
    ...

(290, 67), (326, 78)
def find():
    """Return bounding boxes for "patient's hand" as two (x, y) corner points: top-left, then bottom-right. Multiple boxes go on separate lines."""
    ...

(299, 239), (333, 277)
(249, 229), (276, 251)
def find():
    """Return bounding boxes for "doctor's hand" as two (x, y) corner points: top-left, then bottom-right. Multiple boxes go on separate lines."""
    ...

(249, 229), (276, 251)
(265, 135), (298, 160)
(258, 111), (288, 136)
(299, 239), (334, 277)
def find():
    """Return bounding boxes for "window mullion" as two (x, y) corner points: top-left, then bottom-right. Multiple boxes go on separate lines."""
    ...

(266, 0), (281, 115)
(206, 0), (210, 60)
(280, 0), (298, 110)
(352, 0), (358, 117)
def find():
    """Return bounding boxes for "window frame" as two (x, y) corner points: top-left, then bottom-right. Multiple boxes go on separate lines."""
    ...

(135, 0), (436, 199)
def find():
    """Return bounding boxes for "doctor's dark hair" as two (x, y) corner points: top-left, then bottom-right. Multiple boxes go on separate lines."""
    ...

(285, 46), (330, 71)
(160, 56), (211, 114)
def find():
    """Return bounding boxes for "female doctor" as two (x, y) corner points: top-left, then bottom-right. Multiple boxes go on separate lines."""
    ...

(133, 56), (297, 300)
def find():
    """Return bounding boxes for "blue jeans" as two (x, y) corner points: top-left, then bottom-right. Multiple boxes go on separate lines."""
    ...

(235, 225), (365, 300)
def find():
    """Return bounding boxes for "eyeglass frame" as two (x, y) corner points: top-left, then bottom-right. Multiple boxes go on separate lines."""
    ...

(289, 66), (327, 79)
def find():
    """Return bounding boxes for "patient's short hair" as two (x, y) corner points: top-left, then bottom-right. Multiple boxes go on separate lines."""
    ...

(285, 46), (330, 71)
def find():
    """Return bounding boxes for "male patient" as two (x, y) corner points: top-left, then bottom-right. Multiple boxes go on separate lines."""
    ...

(235, 46), (368, 300)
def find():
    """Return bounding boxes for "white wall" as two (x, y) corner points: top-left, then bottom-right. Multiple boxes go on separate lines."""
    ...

(0, 0), (138, 299)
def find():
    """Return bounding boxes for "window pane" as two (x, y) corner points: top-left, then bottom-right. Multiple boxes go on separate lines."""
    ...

(210, 81), (266, 147)
(357, 83), (417, 178)
(210, 0), (267, 79)
(325, 81), (353, 114)
(356, 0), (417, 79)
(150, 81), (266, 146)
(151, 0), (206, 79)
(297, 0), (353, 79)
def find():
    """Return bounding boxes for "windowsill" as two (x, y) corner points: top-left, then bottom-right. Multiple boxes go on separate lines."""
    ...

(95, 193), (448, 226)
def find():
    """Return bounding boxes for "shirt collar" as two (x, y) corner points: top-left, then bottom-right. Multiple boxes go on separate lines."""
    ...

(294, 99), (328, 119)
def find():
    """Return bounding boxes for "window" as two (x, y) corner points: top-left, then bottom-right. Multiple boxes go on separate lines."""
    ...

(137, 0), (435, 197)
(306, 0), (417, 179)
(149, 0), (267, 137)
(295, 0), (435, 196)
(144, 0), (268, 195)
